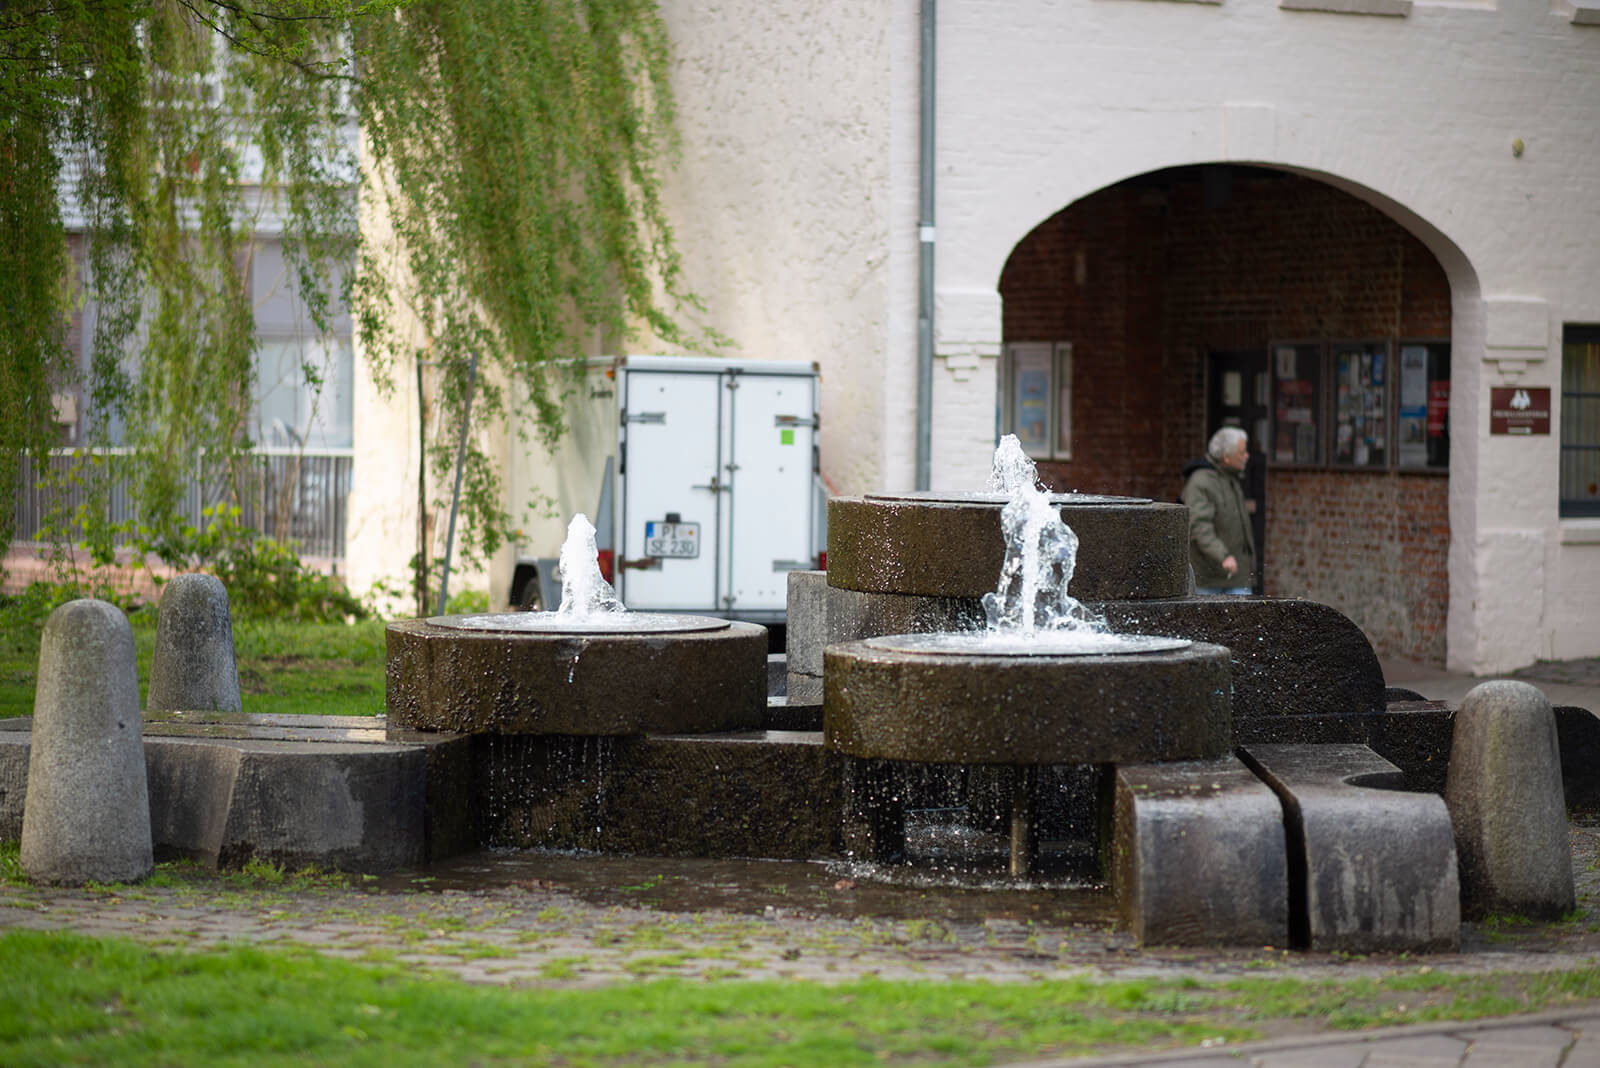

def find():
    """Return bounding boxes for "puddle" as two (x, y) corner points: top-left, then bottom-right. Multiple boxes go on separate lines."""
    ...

(374, 848), (1116, 927)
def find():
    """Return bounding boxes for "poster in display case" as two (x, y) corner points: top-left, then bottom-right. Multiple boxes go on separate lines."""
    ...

(1332, 341), (1389, 468)
(1271, 342), (1323, 465)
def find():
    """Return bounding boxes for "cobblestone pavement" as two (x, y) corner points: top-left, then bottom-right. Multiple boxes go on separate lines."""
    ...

(5, 820), (1600, 1065)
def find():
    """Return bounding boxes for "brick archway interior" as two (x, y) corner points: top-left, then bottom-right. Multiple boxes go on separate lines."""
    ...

(999, 165), (1451, 662)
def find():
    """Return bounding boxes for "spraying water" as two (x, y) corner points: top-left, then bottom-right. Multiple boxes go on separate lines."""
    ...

(428, 512), (721, 634)
(981, 435), (1104, 637)
(557, 514), (623, 618)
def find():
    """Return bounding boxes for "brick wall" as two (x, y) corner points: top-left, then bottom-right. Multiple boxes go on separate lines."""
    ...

(1001, 166), (1452, 661)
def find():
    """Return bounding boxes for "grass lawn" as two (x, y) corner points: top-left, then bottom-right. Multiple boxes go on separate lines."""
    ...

(0, 615), (387, 720)
(5, 926), (1600, 1068)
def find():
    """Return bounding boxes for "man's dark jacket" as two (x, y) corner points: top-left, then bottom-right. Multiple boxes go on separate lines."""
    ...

(1181, 457), (1256, 590)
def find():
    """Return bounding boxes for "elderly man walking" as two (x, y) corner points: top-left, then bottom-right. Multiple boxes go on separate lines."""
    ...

(1182, 426), (1256, 595)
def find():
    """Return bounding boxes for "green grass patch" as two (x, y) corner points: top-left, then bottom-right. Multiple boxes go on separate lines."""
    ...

(0, 616), (386, 719)
(5, 929), (1600, 1067)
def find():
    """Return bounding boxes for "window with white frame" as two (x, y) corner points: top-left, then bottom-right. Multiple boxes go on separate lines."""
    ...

(1000, 341), (1072, 460)
(249, 239), (354, 450)
(1561, 324), (1600, 518)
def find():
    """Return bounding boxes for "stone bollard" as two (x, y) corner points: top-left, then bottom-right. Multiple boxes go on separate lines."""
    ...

(21, 599), (153, 885)
(147, 573), (241, 714)
(1444, 680), (1575, 920)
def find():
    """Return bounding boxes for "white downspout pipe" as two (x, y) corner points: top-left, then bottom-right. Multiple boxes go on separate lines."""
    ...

(916, 0), (936, 490)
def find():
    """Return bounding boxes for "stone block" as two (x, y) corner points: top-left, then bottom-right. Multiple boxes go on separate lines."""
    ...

(785, 569), (830, 677)
(147, 573), (242, 714)
(10, 711), (450, 872)
(474, 731), (845, 860)
(1445, 680), (1576, 920)
(1113, 756), (1288, 946)
(767, 653), (787, 697)
(140, 724), (431, 872)
(763, 694), (823, 732)
(1096, 596), (1387, 720)
(21, 599), (153, 885)
(1244, 743), (1460, 952)
(785, 672), (824, 703)
(0, 721), (29, 840)
(824, 585), (985, 646)
(1236, 702), (1457, 794)
(1556, 705), (1600, 809)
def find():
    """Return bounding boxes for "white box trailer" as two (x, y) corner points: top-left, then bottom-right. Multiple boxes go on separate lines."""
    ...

(508, 355), (822, 626)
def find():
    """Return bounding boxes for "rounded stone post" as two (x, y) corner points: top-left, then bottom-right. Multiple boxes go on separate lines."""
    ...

(1444, 680), (1575, 920)
(21, 599), (153, 885)
(147, 574), (241, 714)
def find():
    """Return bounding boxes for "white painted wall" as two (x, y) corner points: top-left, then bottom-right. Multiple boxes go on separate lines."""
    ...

(651, 1), (901, 497)
(920, 0), (1600, 671)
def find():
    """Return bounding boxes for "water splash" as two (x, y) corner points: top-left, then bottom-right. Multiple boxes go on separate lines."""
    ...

(981, 435), (1104, 637)
(557, 514), (623, 618)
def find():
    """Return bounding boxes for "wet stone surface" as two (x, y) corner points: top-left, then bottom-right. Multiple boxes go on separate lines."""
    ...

(826, 496), (1191, 601)
(824, 639), (1233, 765)
(385, 618), (767, 735)
(2, 816), (1598, 992)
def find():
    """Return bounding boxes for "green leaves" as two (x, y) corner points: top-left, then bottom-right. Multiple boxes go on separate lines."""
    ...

(353, 0), (707, 564)
(5, 1), (706, 581)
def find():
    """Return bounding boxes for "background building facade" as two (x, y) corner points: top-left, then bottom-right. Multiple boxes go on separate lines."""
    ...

(348, 0), (1600, 673)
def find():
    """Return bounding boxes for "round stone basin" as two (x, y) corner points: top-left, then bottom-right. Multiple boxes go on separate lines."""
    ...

(427, 612), (729, 635)
(863, 632), (1192, 657)
(826, 494), (1190, 601)
(387, 614), (766, 736)
(823, 636), (1232, 765)
(871, 490), (1153, 506)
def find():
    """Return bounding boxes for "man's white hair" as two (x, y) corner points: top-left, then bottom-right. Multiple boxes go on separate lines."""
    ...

(1207, 426), (1248, 462)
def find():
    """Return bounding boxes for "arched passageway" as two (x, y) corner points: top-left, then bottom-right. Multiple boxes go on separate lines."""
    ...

(998, 165), (1452, 661)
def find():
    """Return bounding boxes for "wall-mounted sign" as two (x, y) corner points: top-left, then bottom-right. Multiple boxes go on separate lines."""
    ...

(1489, 387), (1551, 435)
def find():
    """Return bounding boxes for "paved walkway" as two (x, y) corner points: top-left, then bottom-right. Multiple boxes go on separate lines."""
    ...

(1032, 1009), (1600, 1066)
(1380, 655), (1600, 712)
(4, 815), (1599, 1065)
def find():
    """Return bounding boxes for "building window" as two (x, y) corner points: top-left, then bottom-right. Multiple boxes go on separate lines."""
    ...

(1267, 338), (1449, 473)
(1561, 324), (1600, 517)
(1001, 341), (1071, 460)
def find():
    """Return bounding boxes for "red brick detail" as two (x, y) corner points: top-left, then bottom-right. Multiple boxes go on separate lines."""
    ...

(1002, 168), (1452, 661)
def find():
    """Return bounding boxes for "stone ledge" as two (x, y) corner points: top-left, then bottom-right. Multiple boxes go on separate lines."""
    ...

(2, 714), (452, 871)
(1280, 0), (1412, 15)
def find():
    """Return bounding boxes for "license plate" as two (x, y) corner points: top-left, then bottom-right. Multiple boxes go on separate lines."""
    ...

(645, 520), (700, 558)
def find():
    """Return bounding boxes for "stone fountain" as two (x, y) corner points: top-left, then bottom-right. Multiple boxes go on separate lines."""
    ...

(823, 439), (1233, 876)
(388, 516), (765, 738)
(12, 438), (1591, 954)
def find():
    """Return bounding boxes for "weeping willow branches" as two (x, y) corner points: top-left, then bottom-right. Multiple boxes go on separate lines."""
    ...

(1, 0), (701, 572)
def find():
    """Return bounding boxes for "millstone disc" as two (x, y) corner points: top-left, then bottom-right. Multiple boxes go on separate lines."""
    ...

(426, 612), (729, 635)
(386, 617), (765, 735)
(826, 495), (1190, 600)
(823, 638), (1232, 765)
(863, 631), (1192, 657)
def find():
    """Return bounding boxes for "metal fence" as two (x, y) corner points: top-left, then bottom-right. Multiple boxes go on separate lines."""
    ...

(11, 448), (353, 561)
